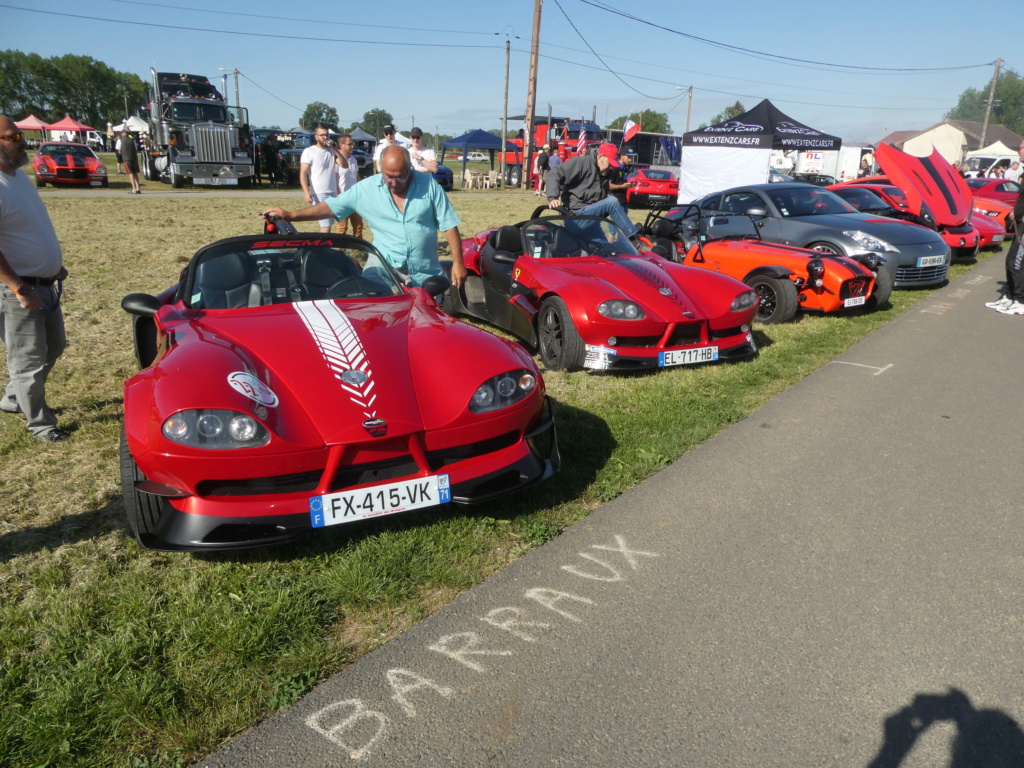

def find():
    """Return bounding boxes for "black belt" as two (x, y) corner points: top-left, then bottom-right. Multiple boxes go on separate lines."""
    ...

(19, 275), (58, 286)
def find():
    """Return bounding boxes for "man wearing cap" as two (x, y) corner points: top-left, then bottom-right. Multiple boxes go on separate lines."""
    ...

(407, 128), (438, 174)
(545, 143), (639, 240)
(373, 124), (401, 174)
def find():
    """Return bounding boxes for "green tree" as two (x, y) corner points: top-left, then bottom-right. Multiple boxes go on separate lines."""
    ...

(946, 71), (1024, 136)
(698, 101), (746, 130)
(350, 108), (395, 138)
(0, 50), (145, 126)
(607, 110), (672, 135)
(300, 102), (339, 131)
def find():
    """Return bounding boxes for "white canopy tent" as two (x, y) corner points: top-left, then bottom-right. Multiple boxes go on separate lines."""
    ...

(678, 99), (842, 202)
(111, 116), (148, 133)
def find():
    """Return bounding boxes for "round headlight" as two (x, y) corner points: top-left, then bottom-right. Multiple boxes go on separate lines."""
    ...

(497, 376), (518, 397)
(228, 414), (259, 442)
(472, 385), (495, 409)
(162, 414), (189, 440)
(807, 258), (825, 278)
(197, 414), (224, 437)
(518, 373), (536, 393)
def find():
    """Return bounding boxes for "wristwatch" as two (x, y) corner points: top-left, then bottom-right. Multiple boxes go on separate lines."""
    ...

(13, 283), (31, 296)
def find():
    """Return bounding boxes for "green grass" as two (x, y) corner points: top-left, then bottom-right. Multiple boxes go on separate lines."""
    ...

(0, 190), (996, 767)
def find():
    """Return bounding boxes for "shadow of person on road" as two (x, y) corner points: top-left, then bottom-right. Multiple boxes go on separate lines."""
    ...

(867, 688), (1024, 767)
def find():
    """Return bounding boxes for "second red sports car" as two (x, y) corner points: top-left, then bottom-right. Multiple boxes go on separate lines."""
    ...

(625, 168), (679, 208)
(32, 141), (108, 187)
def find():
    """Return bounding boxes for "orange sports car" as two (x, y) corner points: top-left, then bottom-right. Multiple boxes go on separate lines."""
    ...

(32, 141), (108, 188)
(638, 205), (888, 323)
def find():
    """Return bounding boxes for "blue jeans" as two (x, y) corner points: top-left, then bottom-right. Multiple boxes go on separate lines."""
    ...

(0, 286), (66, 436)
(576, 197), (638, 239)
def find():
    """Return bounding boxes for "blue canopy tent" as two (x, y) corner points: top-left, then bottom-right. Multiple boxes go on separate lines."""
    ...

(442, 129), (519, 188)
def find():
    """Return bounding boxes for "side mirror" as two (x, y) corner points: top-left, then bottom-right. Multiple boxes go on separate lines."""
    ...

(421, 275), (451, 297)
(121, 293), (161, 318)
(746, 207), (767, 218)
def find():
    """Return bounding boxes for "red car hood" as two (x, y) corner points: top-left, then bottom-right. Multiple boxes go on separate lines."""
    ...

(874, 142), (973, 227)
(159, 297), (525, 446)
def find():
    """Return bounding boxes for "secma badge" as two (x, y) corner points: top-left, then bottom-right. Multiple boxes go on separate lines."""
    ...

(363, 417), (388, 437)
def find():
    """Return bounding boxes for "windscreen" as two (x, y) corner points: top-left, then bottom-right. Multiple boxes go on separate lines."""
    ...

(186, 239), (405, 310)
(766, 187), (857, 217)
(521, 217), (638, 259)
(40, 144), (95, 158)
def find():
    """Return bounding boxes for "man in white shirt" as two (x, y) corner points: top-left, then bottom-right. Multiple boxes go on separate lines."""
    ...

(373, 124), (401, 174)
(1005, 162), (1022, 184)
(334, 134), (364, 239)
(408, 127), (438, 174)
(0, 115), (69, 441)
(300, 125), (340, 233)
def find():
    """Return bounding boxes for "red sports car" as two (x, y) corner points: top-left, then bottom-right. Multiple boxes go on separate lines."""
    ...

(835, 144), (980, 260)
(32, 141), (108, 187)
(625, 168), (679, 208)
(441, 207), (759, 372)
(119, 221), (558, 551)
(970, 210), (1006, 249)
(963, 177), (1020, 205)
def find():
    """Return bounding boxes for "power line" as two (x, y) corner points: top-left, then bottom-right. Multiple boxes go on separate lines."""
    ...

(579, 0), (993, 73)
(102, 0), (503, 39)
(0, 4), (496, 49)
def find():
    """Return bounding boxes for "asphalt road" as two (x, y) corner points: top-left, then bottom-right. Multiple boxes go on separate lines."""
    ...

(195, 252), (1024, 767)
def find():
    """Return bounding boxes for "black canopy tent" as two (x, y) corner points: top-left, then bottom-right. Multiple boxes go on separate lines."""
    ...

(442, 129), (519, 188)
(678, 99), (842, 201)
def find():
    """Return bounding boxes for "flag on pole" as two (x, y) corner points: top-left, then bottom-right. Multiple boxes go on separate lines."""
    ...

(577, 119), (588, 154)
(623, 118), (641, 142)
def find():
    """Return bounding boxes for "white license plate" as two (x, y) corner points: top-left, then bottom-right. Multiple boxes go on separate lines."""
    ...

(205, 177), (239, 186)
(994, 235), (1005, 243)
(89, 180), (102, 186)
(917, 255), (945, 268)
(659, 346), (719, 367)
(844, 296), (866, 307)
(309, 474), (451, 528)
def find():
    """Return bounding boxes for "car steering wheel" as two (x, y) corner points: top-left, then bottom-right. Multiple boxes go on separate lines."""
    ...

(326, 276), (383, 299)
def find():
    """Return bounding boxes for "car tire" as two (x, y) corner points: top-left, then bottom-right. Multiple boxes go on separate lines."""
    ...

(864, 265), (893, 310)
(119, 427), (170, 545)
(171, 171), (185, 189)
(101, 178), (109, 188)
(507, 164), (522, 188)
(807, 241), (844, 257)
(439, 288), (460, 317)
(537, 296), (585, 371)
(35, 176), (44, 188)
(746, 275), (798, 324)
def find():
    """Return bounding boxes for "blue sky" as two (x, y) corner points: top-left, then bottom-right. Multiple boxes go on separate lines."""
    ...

(3, 0), (1020, 144)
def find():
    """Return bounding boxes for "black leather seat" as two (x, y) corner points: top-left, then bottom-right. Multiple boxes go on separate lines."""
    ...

(194, 252), (260, 309)
(300, 249), (359, 300)
(482, 225), (521, 294)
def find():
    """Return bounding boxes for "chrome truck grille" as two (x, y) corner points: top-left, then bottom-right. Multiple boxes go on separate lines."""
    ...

(191, 124), (233, 163)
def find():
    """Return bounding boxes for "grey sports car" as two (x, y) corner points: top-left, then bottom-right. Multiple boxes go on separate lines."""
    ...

(695, 183), (950, 288)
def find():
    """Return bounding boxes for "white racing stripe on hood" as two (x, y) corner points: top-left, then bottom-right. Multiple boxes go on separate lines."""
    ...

(295, 300), (378, 418)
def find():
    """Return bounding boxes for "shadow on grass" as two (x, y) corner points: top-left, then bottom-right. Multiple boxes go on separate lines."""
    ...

(198, 401), (614, 565)
(0, 495), (125, 563)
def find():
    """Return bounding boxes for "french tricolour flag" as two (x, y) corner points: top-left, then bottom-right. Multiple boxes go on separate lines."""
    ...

(623, 118), (641, 142)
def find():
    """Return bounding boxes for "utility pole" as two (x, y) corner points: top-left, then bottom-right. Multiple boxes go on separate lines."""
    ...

(685, 85), (693, 134)
(523, 0), (542, 190)
(980, 58), (1001, 148)
(502, 38), (510, 187)
(233, 68), (240, 109)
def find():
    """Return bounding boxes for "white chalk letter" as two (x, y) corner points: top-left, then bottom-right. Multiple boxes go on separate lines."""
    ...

(561, 552), (624, 582)
(591, 535), (659, 570)
(524, 588), (595, 622)
(428, 632), (514, 673)
(306, 699), (388, 760)
(481, 606), (552, 642)
(385, 668), (454, 718)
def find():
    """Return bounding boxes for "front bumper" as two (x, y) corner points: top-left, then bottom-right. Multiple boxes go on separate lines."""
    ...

(131, 398), (559, 552)
(170, 162), (253, 184)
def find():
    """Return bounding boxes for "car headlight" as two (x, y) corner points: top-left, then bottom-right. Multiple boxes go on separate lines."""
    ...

(95, 166), (107, 175)
(843, 230), (900, 253)
(162, 409), (269, 449)
(469, 369), (537, 414)
(730, 290), (758, 312)
(806, 258), (825, 278)
(597, 300), (645, 320)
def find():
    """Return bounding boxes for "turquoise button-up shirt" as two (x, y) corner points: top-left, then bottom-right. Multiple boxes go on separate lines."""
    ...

(325, 171), (459, 286)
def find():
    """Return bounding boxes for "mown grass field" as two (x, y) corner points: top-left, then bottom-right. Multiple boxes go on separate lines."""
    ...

(0, 182), (995, 768)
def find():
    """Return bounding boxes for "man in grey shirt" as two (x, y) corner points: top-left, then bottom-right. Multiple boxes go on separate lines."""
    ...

(545, 143), (638, 239)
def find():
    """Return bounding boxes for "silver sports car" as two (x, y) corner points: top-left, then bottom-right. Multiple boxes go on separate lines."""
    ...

(695, 183), (950, 288)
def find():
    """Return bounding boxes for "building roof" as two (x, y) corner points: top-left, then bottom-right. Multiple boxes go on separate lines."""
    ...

(885, 120), (1022, 153)
(877, 130), (920, 149)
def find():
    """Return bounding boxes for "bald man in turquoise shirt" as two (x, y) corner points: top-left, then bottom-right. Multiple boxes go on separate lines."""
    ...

(263, 146), (466, 287)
